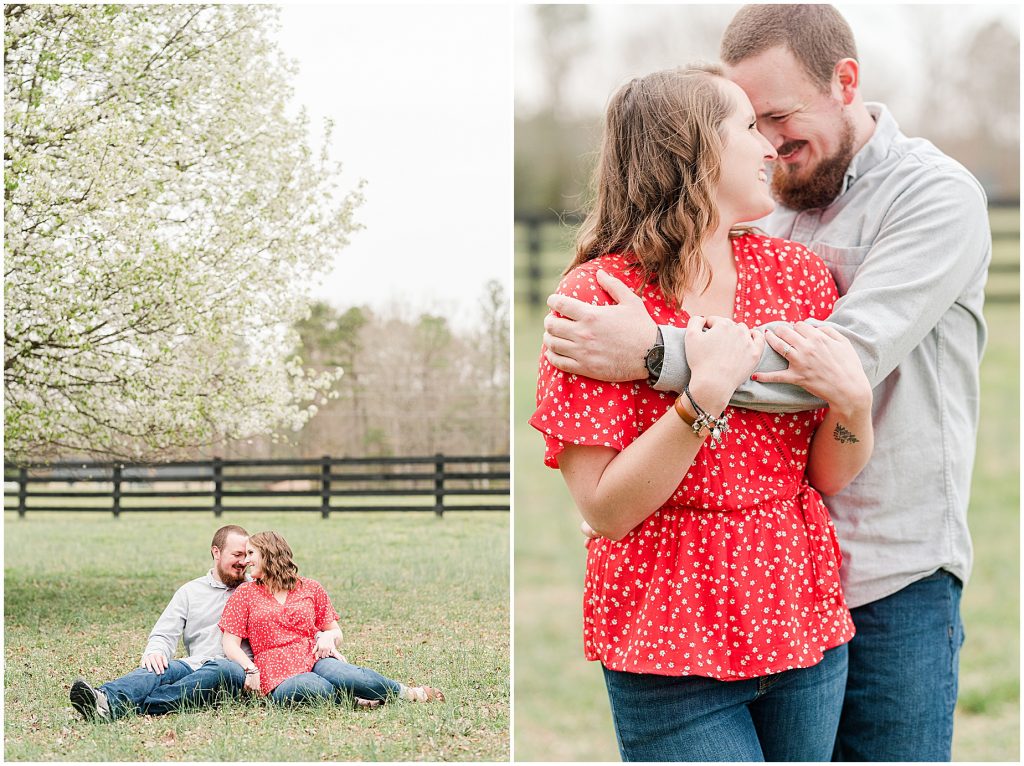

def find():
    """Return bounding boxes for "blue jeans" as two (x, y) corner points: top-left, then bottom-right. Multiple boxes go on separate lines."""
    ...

(269, 658), (403, 705)
(99, 658), (244, 719)
(602, 644), (848, 762)
(834, 569), (964, 761)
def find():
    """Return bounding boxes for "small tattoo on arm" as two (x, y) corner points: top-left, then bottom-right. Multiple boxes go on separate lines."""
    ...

(833, 423), (860, 444)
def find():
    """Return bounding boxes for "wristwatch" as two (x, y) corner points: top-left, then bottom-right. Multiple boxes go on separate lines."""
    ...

(644, 326), (664, 386)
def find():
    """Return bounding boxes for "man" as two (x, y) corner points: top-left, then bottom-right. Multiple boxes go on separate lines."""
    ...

(542, 5), (990, 761)
(69, 525), (252, 721)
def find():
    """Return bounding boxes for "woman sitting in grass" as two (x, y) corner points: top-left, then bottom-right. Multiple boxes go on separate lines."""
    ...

(220, 530), (444, 705)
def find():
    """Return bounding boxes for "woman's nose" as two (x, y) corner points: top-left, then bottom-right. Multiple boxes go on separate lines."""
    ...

(756, 119), (781, 147)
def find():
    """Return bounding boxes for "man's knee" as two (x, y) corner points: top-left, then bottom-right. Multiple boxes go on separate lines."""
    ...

(208, 658), (245, 690)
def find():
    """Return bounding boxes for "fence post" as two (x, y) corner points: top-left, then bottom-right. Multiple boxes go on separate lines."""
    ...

(112, 464), (121, 519)
(321, 455), (331, 519)
(434, 453), (445, 518)
(527, 217), (543, 308)
(18, 467), (27, 518)
(212, 457), (223, 517)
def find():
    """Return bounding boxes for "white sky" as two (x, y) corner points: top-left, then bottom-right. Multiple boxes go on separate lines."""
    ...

(270, 2), (1016, 330)
(275, 5), (512, 329)
(514, 4), (1021, 125)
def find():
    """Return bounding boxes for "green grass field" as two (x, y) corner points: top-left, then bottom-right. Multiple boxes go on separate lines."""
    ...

(513, 217), (1019, 761)
(4, 511), (509, 761)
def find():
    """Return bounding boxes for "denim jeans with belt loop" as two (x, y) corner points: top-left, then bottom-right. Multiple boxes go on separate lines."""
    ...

(602, 643), (848, 762)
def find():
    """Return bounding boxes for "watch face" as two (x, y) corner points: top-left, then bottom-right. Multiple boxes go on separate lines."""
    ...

(645, 344), (665, 375)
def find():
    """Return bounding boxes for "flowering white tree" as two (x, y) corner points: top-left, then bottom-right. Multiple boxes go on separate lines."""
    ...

(4, 5), (361, 460)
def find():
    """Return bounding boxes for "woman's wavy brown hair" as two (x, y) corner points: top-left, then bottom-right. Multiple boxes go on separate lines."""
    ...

(572, 64), (742, 306)
(249, 531), (300, 593)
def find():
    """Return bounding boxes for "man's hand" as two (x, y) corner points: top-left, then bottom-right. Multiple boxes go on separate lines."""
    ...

(544, 269), (656, 382)
(142, 652), (169, 675)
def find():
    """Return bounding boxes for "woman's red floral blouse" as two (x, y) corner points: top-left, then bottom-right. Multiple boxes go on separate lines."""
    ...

(530, 233), (856, 680)
(219, 576), (339, 694)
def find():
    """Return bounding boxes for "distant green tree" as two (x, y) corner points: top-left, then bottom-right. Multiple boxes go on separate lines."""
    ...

(294, 302), (371, 455)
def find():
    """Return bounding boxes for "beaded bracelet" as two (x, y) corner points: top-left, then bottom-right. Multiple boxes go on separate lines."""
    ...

(683, 385), (729, 447)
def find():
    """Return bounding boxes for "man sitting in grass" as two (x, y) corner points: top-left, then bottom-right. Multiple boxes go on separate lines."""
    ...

(70, 525), (252, 721)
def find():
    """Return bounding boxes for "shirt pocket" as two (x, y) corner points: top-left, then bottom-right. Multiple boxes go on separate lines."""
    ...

(806, 242), (871, 295)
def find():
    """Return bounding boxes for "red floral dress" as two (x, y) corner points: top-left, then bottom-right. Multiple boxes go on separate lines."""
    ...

(530, 233), (856, 680)
(219, 576), (339, 694)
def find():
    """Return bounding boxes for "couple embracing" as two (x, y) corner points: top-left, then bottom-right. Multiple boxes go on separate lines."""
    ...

(70, 525), (442, 721)
(532, 4), (987, 762)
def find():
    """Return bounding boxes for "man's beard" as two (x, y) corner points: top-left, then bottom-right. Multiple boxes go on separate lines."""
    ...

(771, 116), (856, 211)
(218, 563), (247, 588)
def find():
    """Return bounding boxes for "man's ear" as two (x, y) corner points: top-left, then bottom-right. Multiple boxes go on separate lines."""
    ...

(834, 58), (859, 105)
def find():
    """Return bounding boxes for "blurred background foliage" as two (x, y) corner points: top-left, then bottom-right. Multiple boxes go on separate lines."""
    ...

(514, 4), (1019, 220)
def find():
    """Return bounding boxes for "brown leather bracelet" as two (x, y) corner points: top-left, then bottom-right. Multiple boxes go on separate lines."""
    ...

(673, 394), (697, 427)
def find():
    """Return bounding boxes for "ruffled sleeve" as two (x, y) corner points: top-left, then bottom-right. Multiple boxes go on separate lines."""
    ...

(529, 260), (640, 469)
(308, 579), (340, 630)
(218, 585), (251, 639)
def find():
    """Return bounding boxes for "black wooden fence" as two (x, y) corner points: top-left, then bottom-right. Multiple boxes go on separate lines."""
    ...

(516, 203), (1020, 308)
(3, 454), (510, 518)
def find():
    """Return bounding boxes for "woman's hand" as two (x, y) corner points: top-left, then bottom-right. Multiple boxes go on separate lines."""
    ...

(760, 323), (871, 415)
(314, 633), (343, 660)
(581, 519), (599, 548)
(314, 624), (345, 661)
(685, 315), (765, 406)
(243, 670), (262, 695)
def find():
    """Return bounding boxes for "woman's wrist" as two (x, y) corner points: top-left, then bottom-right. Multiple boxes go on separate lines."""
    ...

(684, 376), (731, 417)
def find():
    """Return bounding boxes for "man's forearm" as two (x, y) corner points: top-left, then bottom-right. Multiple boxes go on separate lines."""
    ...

(141, 591), (187, 664)
(654, 324), (826, 412)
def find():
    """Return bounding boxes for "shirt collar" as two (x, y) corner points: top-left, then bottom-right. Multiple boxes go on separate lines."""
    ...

(841, 102), (898, 195)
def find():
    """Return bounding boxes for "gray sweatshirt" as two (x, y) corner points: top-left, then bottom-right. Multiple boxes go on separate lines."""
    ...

(656, 104), (989, 608)
(141, 570), (253, 671)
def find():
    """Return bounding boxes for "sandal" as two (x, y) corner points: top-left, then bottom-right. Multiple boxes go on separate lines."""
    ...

(407, 684), (445, 702)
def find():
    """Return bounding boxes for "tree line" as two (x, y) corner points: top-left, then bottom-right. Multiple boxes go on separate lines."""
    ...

(225, 282), (511, 461)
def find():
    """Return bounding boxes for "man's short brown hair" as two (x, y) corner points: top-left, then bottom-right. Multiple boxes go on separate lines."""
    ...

(720, 4), (858, 91)
(211, 524), (248, 555)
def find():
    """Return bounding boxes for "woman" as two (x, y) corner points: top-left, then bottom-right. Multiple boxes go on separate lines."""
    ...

(530, 66), (873, 761)
(220, 531), (444, 705)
